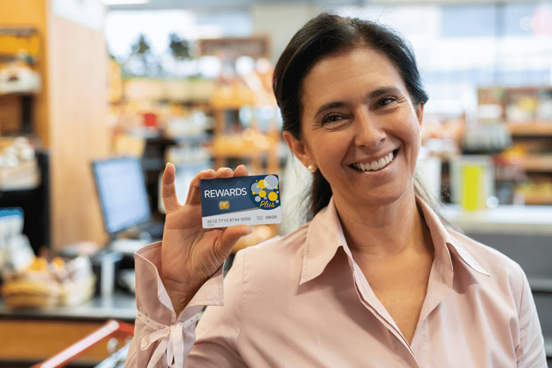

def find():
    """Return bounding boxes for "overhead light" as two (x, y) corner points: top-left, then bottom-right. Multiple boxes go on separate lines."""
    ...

(102, 0), (151, 5)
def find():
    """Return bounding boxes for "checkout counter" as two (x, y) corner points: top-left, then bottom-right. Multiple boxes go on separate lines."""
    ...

(0, 292), (136, 366)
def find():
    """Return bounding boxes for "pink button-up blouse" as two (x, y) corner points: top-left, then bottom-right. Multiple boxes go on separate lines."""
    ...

(125, 197), (546, 367)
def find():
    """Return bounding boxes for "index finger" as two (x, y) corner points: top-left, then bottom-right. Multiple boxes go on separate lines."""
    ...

(162, 163), (180, 213)
(233, 164), (249, 178)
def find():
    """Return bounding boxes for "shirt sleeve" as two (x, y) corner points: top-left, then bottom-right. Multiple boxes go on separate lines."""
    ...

(124, 242), (246, 368)
(515, 264), (547, 368)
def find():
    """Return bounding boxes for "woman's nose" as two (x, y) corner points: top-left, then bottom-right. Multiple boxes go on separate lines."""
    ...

(353, 109), (386, 149)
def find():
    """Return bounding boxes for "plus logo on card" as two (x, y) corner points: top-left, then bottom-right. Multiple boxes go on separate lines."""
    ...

(249, 175), (280, 210)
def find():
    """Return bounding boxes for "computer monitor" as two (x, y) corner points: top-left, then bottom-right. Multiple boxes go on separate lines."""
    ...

(91, 157), (152, 238)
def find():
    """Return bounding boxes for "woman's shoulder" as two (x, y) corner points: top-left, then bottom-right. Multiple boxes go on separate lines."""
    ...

(446, 228), (527, 290)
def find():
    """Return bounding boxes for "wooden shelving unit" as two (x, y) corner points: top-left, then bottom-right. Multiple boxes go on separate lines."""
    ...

(507, 122), (552, 137)
(519, 155), (552, 173)
(478, 88), (552, 205)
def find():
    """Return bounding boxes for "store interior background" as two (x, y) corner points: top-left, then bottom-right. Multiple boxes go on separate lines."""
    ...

(0, 0), (552, 366)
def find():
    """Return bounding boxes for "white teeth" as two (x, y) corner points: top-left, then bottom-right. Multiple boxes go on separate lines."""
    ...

(353, 150), (396, 172)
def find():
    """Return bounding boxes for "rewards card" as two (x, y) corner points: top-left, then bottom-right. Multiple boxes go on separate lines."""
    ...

(200, 174), (282, 228)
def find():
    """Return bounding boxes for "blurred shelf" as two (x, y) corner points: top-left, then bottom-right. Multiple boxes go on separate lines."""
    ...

(520, 155), (552, 173)
(522, 193), (552, 206)
(507, 122), (552, 137)
(212, 151), (268, 158)
(0, 292), (136, 322)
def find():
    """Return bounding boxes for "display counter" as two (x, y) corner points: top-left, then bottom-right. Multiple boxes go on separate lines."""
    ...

(0, 293), (136, 367)
(444, 204), (552, 235)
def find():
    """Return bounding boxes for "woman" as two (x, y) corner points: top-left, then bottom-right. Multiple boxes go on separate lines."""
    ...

(126, 13), (546, 367)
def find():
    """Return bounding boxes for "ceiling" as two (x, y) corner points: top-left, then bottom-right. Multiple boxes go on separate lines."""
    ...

(106, 0), (530, 12)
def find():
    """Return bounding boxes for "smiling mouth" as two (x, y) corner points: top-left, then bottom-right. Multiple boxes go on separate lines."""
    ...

(350, 149), (399, 172)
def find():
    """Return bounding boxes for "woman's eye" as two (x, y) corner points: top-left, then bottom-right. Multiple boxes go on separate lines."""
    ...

(322, 114), (345, 125)
(377, 97), (397, 108)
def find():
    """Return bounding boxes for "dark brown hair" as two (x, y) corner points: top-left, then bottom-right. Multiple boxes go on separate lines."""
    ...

(273, 12), (437, 221)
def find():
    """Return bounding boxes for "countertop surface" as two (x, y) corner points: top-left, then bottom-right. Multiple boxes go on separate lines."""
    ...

(0, 292), (137, 322)
(443, 204), (552, 235)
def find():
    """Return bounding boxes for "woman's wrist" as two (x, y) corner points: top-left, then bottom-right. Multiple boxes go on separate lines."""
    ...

(161, 276), (204, 315)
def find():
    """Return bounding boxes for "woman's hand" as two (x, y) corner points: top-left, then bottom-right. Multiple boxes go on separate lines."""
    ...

(159, 164), (252, 314)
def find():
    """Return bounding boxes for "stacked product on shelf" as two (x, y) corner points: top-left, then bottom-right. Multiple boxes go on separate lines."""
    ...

(478, 87), (552, 205)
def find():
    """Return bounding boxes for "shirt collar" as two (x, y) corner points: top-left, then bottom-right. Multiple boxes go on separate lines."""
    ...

(415, 197), (490, 277)
(299, 196), (490, 286)
(299, 197), (348, 285)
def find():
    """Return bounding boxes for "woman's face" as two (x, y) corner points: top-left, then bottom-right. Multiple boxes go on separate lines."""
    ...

(284, 47), (424, 208)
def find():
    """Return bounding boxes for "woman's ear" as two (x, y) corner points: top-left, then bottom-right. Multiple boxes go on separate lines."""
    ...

(282, 131), (315, 170)
(415, 102), (425, 125)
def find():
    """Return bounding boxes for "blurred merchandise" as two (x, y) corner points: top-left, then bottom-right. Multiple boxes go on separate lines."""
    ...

(450, 155), (495, 211)
(478, 87), (552, 124)
(165, 110), (210, 139)
(421, 115), (465, 144)
(0, 208), (34, 272)
(1, 255), (95, 309)
(515, 181), (552, 205)
(210, 79), (256, 109)
(492, 154), (526, 205)
(462, 124), (513, 153)
(165, 145), (210, 166)
(123, 78), (216, 102)
(476, 87), (552, 205)
(0, 207), (95, 308)
(0, 27), (41, 96)
(0, 57), (41, 95)
(0, 137), (40, 190)
(112, 133), (146, 157)
(143, 112), (158, 128)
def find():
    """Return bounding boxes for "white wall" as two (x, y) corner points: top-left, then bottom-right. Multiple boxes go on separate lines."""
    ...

(250, 3), (320, 63)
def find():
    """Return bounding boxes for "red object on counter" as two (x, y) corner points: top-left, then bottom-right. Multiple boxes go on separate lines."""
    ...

(30, 319), (134, 368)
(143, 113), (157, 127)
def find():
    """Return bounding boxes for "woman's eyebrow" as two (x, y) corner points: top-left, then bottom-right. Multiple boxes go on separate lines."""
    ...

(368, 86), (401, 99)
(314, 87), (402, 117)
(314, 101), (348, 117)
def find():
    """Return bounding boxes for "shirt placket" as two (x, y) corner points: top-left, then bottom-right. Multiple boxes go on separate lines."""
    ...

(347, 258), (422, 368)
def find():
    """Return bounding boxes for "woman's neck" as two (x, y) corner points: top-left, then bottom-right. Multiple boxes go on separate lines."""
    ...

(333, 186), (432, 263)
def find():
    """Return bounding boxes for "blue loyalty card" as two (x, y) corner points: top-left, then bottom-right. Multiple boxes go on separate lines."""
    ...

(200, 174), (282, 228)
